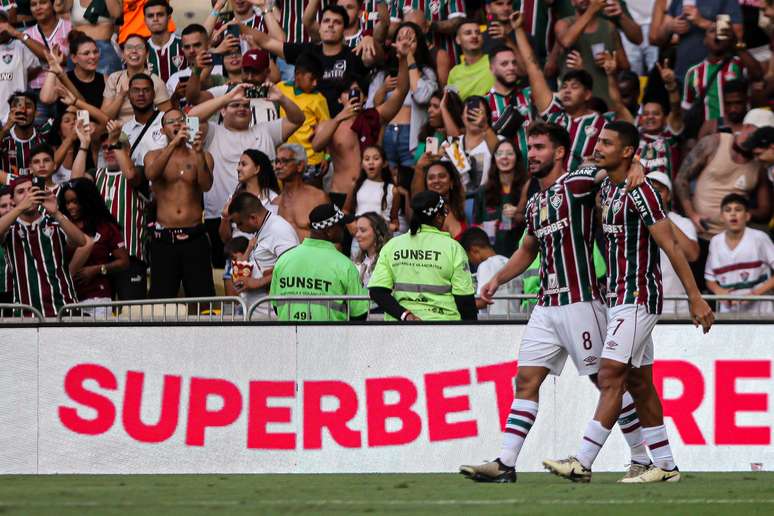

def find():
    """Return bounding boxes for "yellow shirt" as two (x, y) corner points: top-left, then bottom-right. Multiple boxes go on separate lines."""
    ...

(277, 81), (330, 165)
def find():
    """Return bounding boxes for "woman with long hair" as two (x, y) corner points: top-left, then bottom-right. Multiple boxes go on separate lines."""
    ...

(40, 31), (106, 111)
(368, 190), (477, 321)
(474, 139), (528, 256)
(65, 0), (123, 74)
(353, 212), (391, 288)
(219, 149), (281, 244)
(371, 22), (438, 171)
(424, 160), (467, 240)
(59, 177), (129, 316)
(351, 146), (400, 227)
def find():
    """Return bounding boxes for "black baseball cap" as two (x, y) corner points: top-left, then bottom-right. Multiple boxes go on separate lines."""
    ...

(743, 126), (774, 152)
(309, 203), (355, 231)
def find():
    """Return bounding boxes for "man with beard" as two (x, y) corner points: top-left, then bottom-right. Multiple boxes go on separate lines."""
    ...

(166, 24), (223, 109)
(543, 121), (714, 484)
(460, 122), (653, 483)
(484, 45), (532, 163)
(447, 19), (494, 100)
(122, 73), (167, 167)
(143, 108), (215, 299)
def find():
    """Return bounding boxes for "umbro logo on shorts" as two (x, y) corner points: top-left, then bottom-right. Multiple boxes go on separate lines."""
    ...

(583, 355), (597, 365)
(605, 341), (618, 350)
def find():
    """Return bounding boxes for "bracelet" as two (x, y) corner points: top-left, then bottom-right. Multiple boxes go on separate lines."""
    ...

(79, 147), (89, 152)
(210, 8), (219, 17)
(408, 63), (418, 70)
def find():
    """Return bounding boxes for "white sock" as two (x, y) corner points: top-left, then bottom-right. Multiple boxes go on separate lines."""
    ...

(617, 391), (650, 465)
(576, 420), (611, 469)
(499, 399), (538, 467)
(642, 425), (676, 470)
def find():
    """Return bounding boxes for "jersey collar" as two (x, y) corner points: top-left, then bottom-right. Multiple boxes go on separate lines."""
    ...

(302, 237), (337, 250)
(419, 224), (450, 237)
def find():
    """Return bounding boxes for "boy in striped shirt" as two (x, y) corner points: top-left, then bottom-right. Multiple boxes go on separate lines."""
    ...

(0, 176), (88, 317)
(144, 0), (186, 83)
(513, 12), (614, 174)
(460, 122), (651, 483)
(705, 193), (774, 314)
(544, 121), (714, 484)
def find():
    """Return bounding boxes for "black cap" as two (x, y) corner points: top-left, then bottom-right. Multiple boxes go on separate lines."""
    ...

(309, 203), (355, 230)
(411, 190), (446, 218)
(743, 126), (774, 152)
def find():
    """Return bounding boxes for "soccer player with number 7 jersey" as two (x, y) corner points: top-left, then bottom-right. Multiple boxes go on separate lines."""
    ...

(460, 122), (652, 484)
(543, 121), (715, 484)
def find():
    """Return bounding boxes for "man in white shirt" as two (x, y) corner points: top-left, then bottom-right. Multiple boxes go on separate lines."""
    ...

(460, 227), (521, 317)
(166, 24), (222, 106)
(121, 74), (166, 166)
(647, 172), (699, 315)
(0, 11), (41, 123)
(226, 191), (298, 313)
(187, 82), (304, 267)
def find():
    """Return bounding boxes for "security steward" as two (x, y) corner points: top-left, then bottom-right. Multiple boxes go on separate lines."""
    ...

(270, 203), (369, 321)
(369, 191), (477, 321)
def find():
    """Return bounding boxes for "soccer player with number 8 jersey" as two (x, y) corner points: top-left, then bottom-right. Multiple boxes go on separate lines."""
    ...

(543, 121), (715, 484)
(460, 122), (653, 484)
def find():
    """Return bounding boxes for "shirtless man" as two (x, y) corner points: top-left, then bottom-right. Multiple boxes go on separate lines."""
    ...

(275, 143), (328, 240)
(311, 55), (409, 211)
(144, 109), (216, 299)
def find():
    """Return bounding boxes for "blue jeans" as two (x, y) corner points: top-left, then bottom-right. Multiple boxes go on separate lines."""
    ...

(278, 58), (295, 83)
(383, 124), (414, 167)
(95, 39), (123, 76)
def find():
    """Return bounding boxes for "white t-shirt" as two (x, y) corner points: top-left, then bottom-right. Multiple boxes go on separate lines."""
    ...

(705, 227), (774, 314)
(239, 212), (299, 310)
(0, 40), (38, 123)
(166, 65), (223, 97)
(122, 113), (166, 166)
(476, 254), (521, 317)
(207, 84), (278, 126)
(203, 119), (284, 219)
(355, 179), (393, 222)
(661, 212), (697, 315)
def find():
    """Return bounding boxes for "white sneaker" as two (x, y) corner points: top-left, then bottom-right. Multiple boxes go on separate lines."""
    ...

(619, 464), (681, 483)
(617, 462), (651, 483)
(542, 456), (591, 483)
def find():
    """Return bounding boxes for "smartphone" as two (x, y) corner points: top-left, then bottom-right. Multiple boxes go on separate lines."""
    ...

(186, 116), (199, 143)
(425, 136), (439, 155)
(77, 109), (89, 126)
(465, 98), (480, 114)
(226, 24), (240, 39)
(349, 88), (361, 110)
(31, 176), (46, 191)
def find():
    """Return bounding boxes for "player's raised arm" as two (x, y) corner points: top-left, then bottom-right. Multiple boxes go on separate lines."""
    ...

(481, 234), (539, 304)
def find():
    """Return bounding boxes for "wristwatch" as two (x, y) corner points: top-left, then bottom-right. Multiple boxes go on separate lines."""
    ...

(100, 265), (108, 275)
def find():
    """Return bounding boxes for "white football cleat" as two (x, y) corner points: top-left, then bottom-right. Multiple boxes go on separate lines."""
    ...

(619, 464), (681, 483)
(542, 456), (591, 483)
(617, 462), (651, 483)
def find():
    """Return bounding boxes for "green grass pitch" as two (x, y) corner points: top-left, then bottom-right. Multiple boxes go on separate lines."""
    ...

(1, 473), (773, 515)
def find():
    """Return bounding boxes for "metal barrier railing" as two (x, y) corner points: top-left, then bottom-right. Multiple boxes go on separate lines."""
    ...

(659, 294), (774, 319)
(57, 297), (248, 323)
(248, 295), (372, 321)
(0, 303), (45, 323)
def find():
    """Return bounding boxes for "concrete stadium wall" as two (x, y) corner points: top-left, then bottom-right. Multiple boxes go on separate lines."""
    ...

(0, 324), (772, 474)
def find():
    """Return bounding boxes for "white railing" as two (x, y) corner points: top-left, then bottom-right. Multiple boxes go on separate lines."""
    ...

(56, 297), (248, 323)
(0, 303), (45, 323)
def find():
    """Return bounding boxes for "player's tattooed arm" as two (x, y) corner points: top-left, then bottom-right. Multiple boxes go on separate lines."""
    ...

(675, 134), (718, 218)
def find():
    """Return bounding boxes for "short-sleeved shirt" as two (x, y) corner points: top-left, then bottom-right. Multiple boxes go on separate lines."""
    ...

(668, 0), (743, 80)
(203, 119), (284, 219)
(514, 0), (552, 62)
(122, 112), (166, 166)
(94, 167), (146, 259)
(270, 237), (369, 321)
(0, 124), (52, 174)
(283, 42), (368, 116)
(402, 0), (465, 63)
(682, 57), (746, 122)
(447, 55), (494, 100)
(77, 221), (125, 300)
(0, 39), (39, 123)
(3, 214), (78, 317)
(148, 34), (186, 83)
(104, 70), (170, 122)
(476, 254), (521, 316)
(638, 125), (681, 178)
(705, 227), (774, 314)
(541, 95), (615, 174)
(277, 81), (330, 165)
(118, 0), (176, 43)
(24, 19), (72, 90)
(485, 85), (533, 163)
(599, 177), (667, 314)
(368, 224), (475, 320)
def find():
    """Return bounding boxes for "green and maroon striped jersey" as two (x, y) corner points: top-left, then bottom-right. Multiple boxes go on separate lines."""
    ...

(682, 56), (745, 122)
(281, 0), (331, 43)
(363, 0), (402, 31)
(485, 86), (533, 164)
(513, 0), (552, 61)
(0, 124), (52, 175)
(3, 214), (78, 317)
(148, 34), (186, 83)
(402, 0), (465, 63)
(637, 125), (681, 178)
(542, 96), (614, 175)
(525, 166), (601, 306)
(0, 247), (8, 294)
(94, 168), (146, 259)
(599, 177), (667, 314)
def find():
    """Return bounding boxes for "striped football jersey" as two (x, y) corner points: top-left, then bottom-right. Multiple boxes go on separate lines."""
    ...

(486, 86), (533, 164)
(148, 34), (186, 83)
(94, 168), (146, 260)
(599, 177), (667, 314)
(682, 56), (746, 122)
(525, 166), (601, 306)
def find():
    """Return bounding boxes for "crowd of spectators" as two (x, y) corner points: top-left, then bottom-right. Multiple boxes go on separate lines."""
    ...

(0, 0), (773, 319)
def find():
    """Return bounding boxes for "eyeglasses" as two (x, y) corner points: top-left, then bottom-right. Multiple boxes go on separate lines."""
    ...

(274, 158), (296, 165)
(163, 116), (185, 125)
(124, 44), (146, 53)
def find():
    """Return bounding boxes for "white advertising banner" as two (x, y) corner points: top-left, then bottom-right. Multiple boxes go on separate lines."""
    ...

(0, 324), (772, 473)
